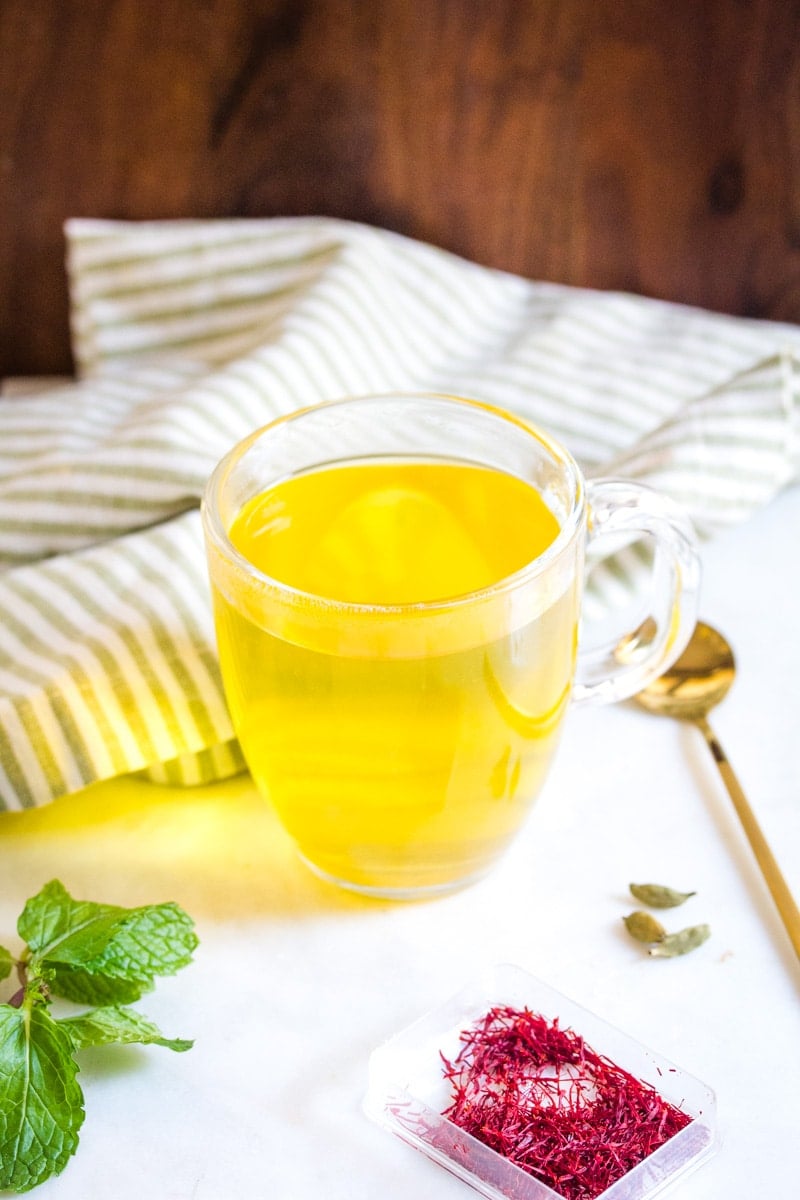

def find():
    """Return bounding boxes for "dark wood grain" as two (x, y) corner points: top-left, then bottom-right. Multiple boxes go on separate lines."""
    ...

(3, 0), (800, 376)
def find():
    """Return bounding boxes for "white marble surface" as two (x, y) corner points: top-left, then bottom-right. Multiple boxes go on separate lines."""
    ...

(1, 484), (798, 1199)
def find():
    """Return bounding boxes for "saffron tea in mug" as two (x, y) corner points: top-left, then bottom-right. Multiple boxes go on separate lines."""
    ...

(203, 393), (700, 898)
(211, 459), (578, 894)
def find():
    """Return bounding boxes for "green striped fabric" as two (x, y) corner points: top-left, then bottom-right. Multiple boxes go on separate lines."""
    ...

(0, 216), (798, 809)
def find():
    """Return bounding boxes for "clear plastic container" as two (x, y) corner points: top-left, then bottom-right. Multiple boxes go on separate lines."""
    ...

(365, 964), (718, 1200)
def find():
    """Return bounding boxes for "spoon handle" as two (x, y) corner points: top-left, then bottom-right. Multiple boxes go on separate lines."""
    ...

(695, 715), (800, 962)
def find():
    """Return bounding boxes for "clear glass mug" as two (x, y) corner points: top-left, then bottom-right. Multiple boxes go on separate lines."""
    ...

(202, 393), (700, 899)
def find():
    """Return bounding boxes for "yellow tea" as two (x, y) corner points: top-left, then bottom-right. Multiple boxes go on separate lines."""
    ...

(211, 459), (579, 894)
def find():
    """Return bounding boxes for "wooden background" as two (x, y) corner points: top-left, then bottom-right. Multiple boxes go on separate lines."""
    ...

(2, 0), (800, 377)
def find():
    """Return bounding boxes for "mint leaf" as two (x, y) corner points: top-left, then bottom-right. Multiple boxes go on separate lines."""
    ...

(0, 945), (13, 983)
(89, 902), (198, 980)
(20, 881), (198, 1006)
(46, 902), (198, 1004)
(18, 880), (127, 966)
(0, 1004), (84, 1192)
(46, 963), (149, 1006)
(59, 1005), (193, 1053)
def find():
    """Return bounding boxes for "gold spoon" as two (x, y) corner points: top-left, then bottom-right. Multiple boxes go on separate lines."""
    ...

(635, 620), (800, 962)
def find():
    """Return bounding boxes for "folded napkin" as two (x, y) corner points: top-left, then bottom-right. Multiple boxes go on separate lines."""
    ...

(1, 217), (798, 811)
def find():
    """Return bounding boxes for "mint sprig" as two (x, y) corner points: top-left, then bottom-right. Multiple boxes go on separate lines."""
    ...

(0, 879), (197, 1193)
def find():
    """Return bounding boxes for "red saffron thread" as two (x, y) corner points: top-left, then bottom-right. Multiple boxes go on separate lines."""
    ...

(441, 1005), (691, 1200)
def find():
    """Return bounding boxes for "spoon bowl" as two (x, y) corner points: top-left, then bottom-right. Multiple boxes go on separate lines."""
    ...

(636, 621), (735, 720)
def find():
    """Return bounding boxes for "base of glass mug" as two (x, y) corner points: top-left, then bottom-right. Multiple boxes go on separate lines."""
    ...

(296, 850), (494, 901)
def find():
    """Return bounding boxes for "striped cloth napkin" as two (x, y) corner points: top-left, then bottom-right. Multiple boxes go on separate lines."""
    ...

(1, 216), (798, 811)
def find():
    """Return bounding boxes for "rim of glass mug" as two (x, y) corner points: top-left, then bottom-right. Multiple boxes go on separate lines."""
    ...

(201, 392), (701, 702)
(202, 392), (585, 612)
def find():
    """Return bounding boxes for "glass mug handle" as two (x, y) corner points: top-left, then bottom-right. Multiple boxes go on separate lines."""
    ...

(572, 478), (702, 705)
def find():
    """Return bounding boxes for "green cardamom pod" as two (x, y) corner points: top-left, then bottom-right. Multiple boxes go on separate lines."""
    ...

(623, 910), (667, 944)
(648, 923), (711, 958)
(629, 882), (696, 908)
